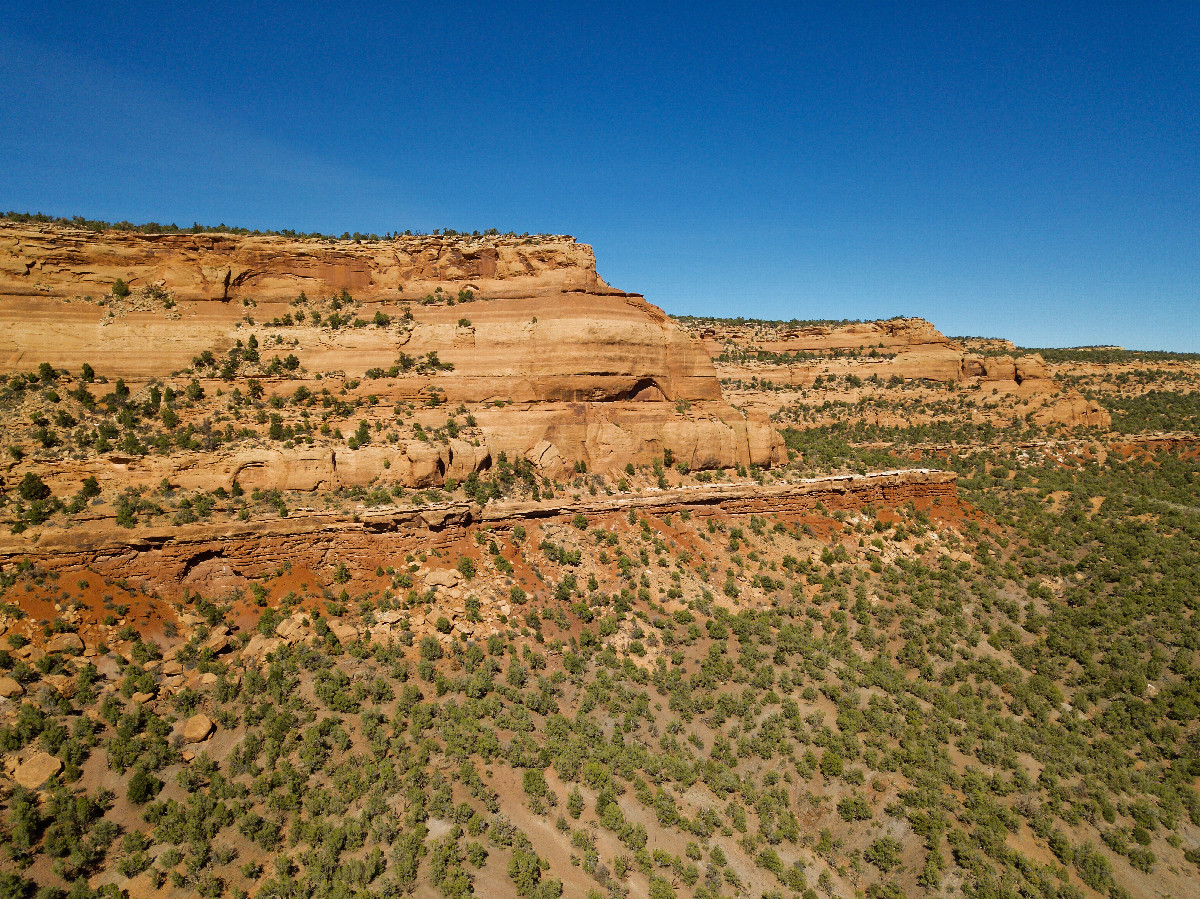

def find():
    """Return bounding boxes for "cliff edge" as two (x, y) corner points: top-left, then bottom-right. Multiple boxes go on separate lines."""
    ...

(0, 223), (783, 489)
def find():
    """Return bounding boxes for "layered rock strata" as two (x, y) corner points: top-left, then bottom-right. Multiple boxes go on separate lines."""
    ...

(0, 226), (607, 301)
(0, 470), (957, 594)
(0, 223), (783, 479)
(695, 317), (1110, 427)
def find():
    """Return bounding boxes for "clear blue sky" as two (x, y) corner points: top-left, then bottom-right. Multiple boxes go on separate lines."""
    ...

(2, 2), (1197, 350)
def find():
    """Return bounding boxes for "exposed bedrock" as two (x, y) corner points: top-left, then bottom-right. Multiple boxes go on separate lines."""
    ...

(0, 471), (958, 594)
(0, 223), (783, 480)
(698, 317), (1111, 428)
(0, 225), (609, 301)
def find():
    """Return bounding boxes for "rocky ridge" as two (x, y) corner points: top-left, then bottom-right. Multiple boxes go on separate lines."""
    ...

(0, 469), (958, 661)
(0, 224), (608, 301)
(0, 469), (957, 591)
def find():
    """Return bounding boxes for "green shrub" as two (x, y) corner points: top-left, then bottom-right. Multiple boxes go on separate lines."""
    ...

(126, 767), (163, 804)
(837, 793), (872, 821)
(865, 836), (902, 872)
(18, 472), (50, 502)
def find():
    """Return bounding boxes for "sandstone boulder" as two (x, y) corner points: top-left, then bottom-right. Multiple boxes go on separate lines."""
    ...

(0, 676), (24, 698)
(242, 634), (284, 661)
(328, 621), (359, 644)
(425, 569), (461, 589)
(182, 713), (214, 743)
(204, 626), (231, 654)
(42, 674), (77, 698)
(275, 615), (309, 644)
(15, 752), (62, 789)
(205, 635), (230, 654)
(46, 632), (84, 654)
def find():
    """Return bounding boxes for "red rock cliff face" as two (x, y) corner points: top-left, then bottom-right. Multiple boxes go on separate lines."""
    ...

(0, 223), (782, 479)
(0, 471), (956, 595)
(0, 226), (609, 301)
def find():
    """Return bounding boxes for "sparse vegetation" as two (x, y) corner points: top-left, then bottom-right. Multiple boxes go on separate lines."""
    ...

(0, 242), (1198, 899)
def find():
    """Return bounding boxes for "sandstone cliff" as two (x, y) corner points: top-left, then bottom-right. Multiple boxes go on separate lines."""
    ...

(0, 223), (782, 483)
(693, 316), (1110, 428)
(0, 224), (610, 301)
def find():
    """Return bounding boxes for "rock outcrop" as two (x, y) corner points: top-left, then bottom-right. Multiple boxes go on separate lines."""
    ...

(1032, 394), (1111, 428)
(13, 752), (61, 789)
(694, 317), (1110, 428)
(0, 470), (957, 595)
(0, 222), (782, 478)
(700, 317), (1052, 390)
(0, 225), (608, 301)
(746, 317), (951, 353)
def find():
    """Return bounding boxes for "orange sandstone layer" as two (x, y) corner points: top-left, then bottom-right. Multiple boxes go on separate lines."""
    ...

(0, 223), (783, 477)
(693, 317), (1110, 428)
(0, 225), (608, 301)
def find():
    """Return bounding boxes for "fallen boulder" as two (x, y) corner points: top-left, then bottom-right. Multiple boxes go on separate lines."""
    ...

(425, 569), (461, 588)
(15, 752), (62, 789)
(46, 632), (84, 654)
(181, 713), (214, 743)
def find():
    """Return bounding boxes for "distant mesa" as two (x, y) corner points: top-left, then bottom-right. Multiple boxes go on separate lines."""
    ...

(690, 316), (1110, 429)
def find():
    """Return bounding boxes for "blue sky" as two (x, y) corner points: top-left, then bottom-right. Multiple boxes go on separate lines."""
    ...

(2, 2), (1197, 350)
